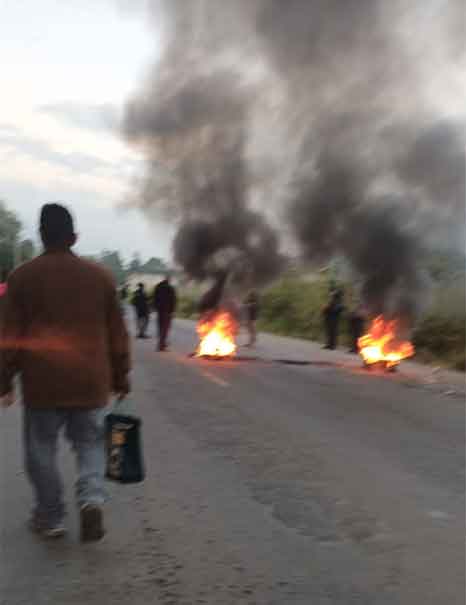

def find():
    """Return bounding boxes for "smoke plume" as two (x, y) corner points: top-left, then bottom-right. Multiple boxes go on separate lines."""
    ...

(124, 56), (285, 290)
(124, 0), (465, 323)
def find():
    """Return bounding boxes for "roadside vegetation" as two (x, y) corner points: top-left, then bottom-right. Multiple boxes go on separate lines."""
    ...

(0, 200), (36, 272)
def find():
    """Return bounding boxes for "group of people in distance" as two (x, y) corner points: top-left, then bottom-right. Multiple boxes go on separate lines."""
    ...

(121, 275), (363, 355)
(124, 278), (260, 351)
(122, 276), (177, 352)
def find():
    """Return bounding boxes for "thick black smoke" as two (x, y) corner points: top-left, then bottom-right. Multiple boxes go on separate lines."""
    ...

(254, 0), (464, 321)
(124, 66), (285, 290)
(124, 0), (465, 324)
(398, 121), (465, 224)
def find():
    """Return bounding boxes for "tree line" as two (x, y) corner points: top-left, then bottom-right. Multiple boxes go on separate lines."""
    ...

(85, 251), (169, 285)
(0, 201), (36, 275)
(0, 201), (168, 283)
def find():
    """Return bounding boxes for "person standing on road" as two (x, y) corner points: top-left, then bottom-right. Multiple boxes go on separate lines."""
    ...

(120, 284), (128, 302)
(348, 302), (367, 353)
(132, 282), (150, 338)
(322, 288), (345, 350)
(118, 283), (128, 316)
(152, 273), (177, 351)
(244, 290), (259, 347)
(0, 203), (130, 542)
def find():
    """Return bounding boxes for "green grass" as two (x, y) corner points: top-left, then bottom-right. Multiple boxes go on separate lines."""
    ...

(177, 294), (198, 319)
(412, 290), (465, 371)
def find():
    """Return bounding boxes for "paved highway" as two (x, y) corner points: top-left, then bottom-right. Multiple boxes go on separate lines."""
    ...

(1, 319), (464, 604)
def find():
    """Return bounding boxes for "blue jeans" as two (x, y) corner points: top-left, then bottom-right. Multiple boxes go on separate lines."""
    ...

(23, 407), (108, 526)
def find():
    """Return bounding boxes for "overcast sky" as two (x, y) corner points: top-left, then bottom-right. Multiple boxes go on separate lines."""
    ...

(0, 0), (174, 262)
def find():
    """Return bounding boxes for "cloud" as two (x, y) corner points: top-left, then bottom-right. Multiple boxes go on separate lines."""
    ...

(39, 102), (120, 133)
(1, 178), (174, 261)
(0, 127), (117, 175)
(0, 123), (19, 136)
(0, 126), (136, 204)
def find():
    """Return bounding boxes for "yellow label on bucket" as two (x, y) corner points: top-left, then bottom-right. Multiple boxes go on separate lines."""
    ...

(112, 430), (126, 446)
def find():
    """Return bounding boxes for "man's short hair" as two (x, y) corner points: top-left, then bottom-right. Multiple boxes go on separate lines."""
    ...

(40, 203), (75, 246)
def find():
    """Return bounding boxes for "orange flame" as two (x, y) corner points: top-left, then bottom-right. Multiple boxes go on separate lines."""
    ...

(196, 310), (238, 357)
(358, 315), (414, 368)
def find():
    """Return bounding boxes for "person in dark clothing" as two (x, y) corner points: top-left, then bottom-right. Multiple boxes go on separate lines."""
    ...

(348, 303), (366, 353)
(119, 284), (128, 315)
(132, 283), (149, 338)
(153, 274), (177, 351)
(322, 289), (345, 350)
(244, 290), (259, 347)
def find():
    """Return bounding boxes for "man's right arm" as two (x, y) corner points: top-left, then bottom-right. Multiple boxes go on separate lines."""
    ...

(0, 277), (22, 399)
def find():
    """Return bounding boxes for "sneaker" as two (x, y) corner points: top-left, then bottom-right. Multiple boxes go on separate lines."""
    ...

(28, 517), (66, 539)
(80, 504), (105, 543)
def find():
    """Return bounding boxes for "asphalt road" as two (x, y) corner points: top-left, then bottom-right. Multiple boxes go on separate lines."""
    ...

(1, 318), (464, 604)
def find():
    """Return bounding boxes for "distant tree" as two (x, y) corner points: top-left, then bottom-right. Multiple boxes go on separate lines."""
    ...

(0, 200), (21, 273)
(128, 252), (143, 274)
(140, 257), (167, 274)
(99, 250), (126, 284)
(18, 238), (36, 263)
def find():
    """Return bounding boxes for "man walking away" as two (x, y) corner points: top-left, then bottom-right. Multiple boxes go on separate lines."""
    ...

(322, 288), (345, 350)
(132, 283), (149, 338)
(153, 273), (177, 351)
(0, 204), (130, 542)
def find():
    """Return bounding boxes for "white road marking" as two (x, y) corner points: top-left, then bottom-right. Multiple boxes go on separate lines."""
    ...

(147, 347), (230, 387)
(199, 370), (229, 387)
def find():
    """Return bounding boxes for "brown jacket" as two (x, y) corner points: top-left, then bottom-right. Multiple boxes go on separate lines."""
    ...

(0, 251), (130, 408)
